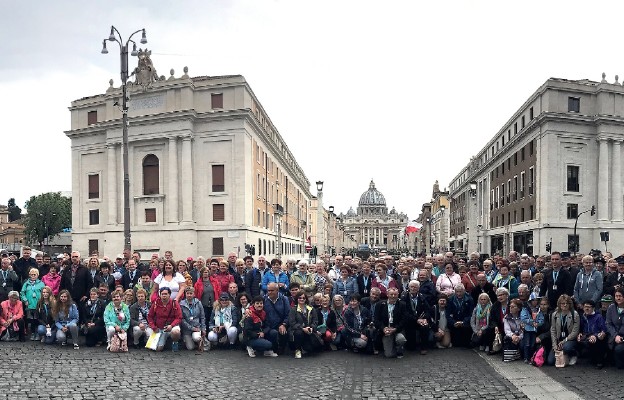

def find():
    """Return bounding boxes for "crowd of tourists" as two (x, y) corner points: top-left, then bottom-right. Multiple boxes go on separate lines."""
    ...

(1, 247), (624, 368)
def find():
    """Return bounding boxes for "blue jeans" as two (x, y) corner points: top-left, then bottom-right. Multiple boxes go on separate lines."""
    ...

(37, 325), (56, 345)
(248, 338), (274, 352)
(522, 331), (536, 360)
(547, 340), (576, 365)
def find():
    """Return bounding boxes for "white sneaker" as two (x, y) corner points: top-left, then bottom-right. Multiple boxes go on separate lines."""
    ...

(263, 350), (278, 357)
(295, 350), (302, 359)
(246, 346), (256, 358)
(484, 346), (490, 352)
(568, 356), (577, 366)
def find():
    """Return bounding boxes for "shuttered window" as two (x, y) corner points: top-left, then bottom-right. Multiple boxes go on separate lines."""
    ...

(211, 93), (223, 109)
(212, 165), (224, 192)
(213, 204), (225, 221)
(143, 154), (159, 195)
(88, 174), (99, 199)
(87, 111), (97, 125)
(145, 208), (156, 223)
(212, 237), (224, 256)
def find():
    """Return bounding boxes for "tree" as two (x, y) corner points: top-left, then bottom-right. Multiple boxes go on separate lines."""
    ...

(7, 198), (22, 222)
(23, 192), (72, 248)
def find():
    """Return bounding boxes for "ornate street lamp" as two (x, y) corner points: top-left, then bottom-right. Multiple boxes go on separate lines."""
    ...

(101, 26), (148, 251)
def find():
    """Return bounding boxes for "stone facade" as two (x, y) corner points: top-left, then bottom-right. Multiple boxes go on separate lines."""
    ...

(448, 75), (624, 256)
(339, 180), (408, 251)
(66, 70), (312, 258)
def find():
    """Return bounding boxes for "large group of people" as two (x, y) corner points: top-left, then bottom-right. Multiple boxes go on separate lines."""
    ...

(1, 246), (624, 368)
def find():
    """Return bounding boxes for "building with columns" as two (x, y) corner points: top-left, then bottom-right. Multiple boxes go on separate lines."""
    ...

(66, 67), (312, 258)
(339, 180), (408, 252)
(448, 75), (624, 256)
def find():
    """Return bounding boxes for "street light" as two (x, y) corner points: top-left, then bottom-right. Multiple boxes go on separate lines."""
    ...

(572, 205), (596, 256)
(316, 181), (324, 256)
(101, 25), (148, 251)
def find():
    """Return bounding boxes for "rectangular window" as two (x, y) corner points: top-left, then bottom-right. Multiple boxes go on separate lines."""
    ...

(257, 209), (261, 226)
(211, 93), (224, 109)
(567, 165), (580, 192)
(212, 165), (225, 192)
(528, 167), (534, 195)
(530, 205), (534, 220)
(88, 240), (99, 256)
(568, 97), (580, 113)
(520, 171), (525, 198)
(520, 208), (524, 222)
(507, 158), (511, 170)
(567, 203), (578, 219)
(213, 204), (225, 221)
(502, 135), (505, 146)
(490, 189), (495, 210)
(87, 111), (97, 125)
(521, 116), (525, 128)
(514, 153), (517, 166)
(495, 187), (499, 208)
(521, 147), (525, 161)
(514, 122), (518, 135)
(514, 210), (517, 223)
(513, 176), (518, 201)
(88, 174), (99, 199)
(529, 140), (534, 156)
(212, 237), (224, 256)
(89, 209), (99, 225)
(530, 107), (534, 120)
(502, 214), (505, 226)
(506, 180), (511, 204)
(145, 208), (156, 223)
(568, 235), (579, 253)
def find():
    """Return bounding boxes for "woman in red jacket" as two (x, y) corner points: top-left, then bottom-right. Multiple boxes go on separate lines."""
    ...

(147, 287), (182, 352)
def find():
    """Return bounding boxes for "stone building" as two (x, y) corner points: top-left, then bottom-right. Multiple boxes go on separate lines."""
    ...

(448, 75), (624, 256)
(66, 61), (312, 258)
(339, 180), (408, 251)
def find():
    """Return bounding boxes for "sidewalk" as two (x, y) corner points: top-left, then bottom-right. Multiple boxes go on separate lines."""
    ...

(476, 350), (583, 400)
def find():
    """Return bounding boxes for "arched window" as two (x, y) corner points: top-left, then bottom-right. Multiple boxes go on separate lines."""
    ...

(143, 154), (159, 195)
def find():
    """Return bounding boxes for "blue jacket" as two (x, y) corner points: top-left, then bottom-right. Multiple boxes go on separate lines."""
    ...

(263, 293), (290, 329)
(580, 312), (606, 336)
(332, 277), (359, 303)
(447, 294), (475, 325)
(261, 271), (289, 294)
(520, 306), (544, 332)
(55, 304), (79, 329)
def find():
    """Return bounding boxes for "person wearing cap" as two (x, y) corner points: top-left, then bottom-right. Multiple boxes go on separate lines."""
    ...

(0, 290), (24, 341)
(147, 287), (182, 352)
(604, 255), (624, 296)
(207, 292), (239, 349)
(577, 300), (608, 368)
(599, 295), (612, 319)
(573, 255), (603, 310)
(520, 293), (544, 363)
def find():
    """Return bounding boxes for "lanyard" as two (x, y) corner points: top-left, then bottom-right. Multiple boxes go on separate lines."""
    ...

(553, 271), (559, 283)
(1, 270), (7, 281)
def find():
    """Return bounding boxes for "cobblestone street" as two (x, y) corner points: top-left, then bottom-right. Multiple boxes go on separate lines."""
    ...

(0, 343), (527, 400)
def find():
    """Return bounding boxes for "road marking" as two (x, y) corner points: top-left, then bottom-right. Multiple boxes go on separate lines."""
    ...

(476, 350), (583, 400)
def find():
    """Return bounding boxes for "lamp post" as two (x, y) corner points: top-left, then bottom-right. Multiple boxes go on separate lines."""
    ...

(101, 26), (148, 251)
(439, 205), (446, 252)
(572, 205), (596, 256)
(316, 181), (324, 257)
(328, 205), (334, 257)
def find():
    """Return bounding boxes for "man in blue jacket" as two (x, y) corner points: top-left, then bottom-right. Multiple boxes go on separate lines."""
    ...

(263, 282), (290, 354)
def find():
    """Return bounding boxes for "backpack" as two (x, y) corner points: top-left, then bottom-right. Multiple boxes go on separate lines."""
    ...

(531, 346), (545, 367)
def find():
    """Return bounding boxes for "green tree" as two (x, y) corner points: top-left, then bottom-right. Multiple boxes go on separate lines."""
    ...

(7, 198), (22, 222)
(23, 192), (72, 248)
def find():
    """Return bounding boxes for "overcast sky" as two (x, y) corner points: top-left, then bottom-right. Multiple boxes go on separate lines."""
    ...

(1, 0), (621, 221)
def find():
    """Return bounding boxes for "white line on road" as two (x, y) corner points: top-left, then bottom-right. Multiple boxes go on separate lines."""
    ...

(476, 350), (583, 400)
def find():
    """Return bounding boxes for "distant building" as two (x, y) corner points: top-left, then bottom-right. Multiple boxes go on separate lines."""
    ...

(448, 75), (624, 256)
(339, 180), (408, 251)
(66, 64), (312, 258)
(0, 205), (26, 250)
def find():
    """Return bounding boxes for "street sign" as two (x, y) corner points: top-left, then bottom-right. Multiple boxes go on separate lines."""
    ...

(305, 245), (312, 252)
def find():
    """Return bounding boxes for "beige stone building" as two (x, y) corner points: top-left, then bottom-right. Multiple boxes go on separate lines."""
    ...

(66, 68), (312, 258)
(448, 75), (624, 256)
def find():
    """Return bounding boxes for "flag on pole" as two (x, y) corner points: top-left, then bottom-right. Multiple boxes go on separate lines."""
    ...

(405, 221), (423, 235)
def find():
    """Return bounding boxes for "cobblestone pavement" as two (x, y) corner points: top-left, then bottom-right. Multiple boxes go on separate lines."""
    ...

(540, 357), (624, 400)
(0, 343), (527, 400)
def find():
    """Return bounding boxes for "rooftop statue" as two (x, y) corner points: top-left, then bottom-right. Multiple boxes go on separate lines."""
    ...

(131, 49), (163, 89)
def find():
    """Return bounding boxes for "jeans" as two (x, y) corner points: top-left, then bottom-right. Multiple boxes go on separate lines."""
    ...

(248, 337), (274, 352)
(522, 331), (536, 361)
(56, 323), (79, 345)
(37, 325), (56, 345)
(614, 343), (624, 369)
(381, 332), (407, 357)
